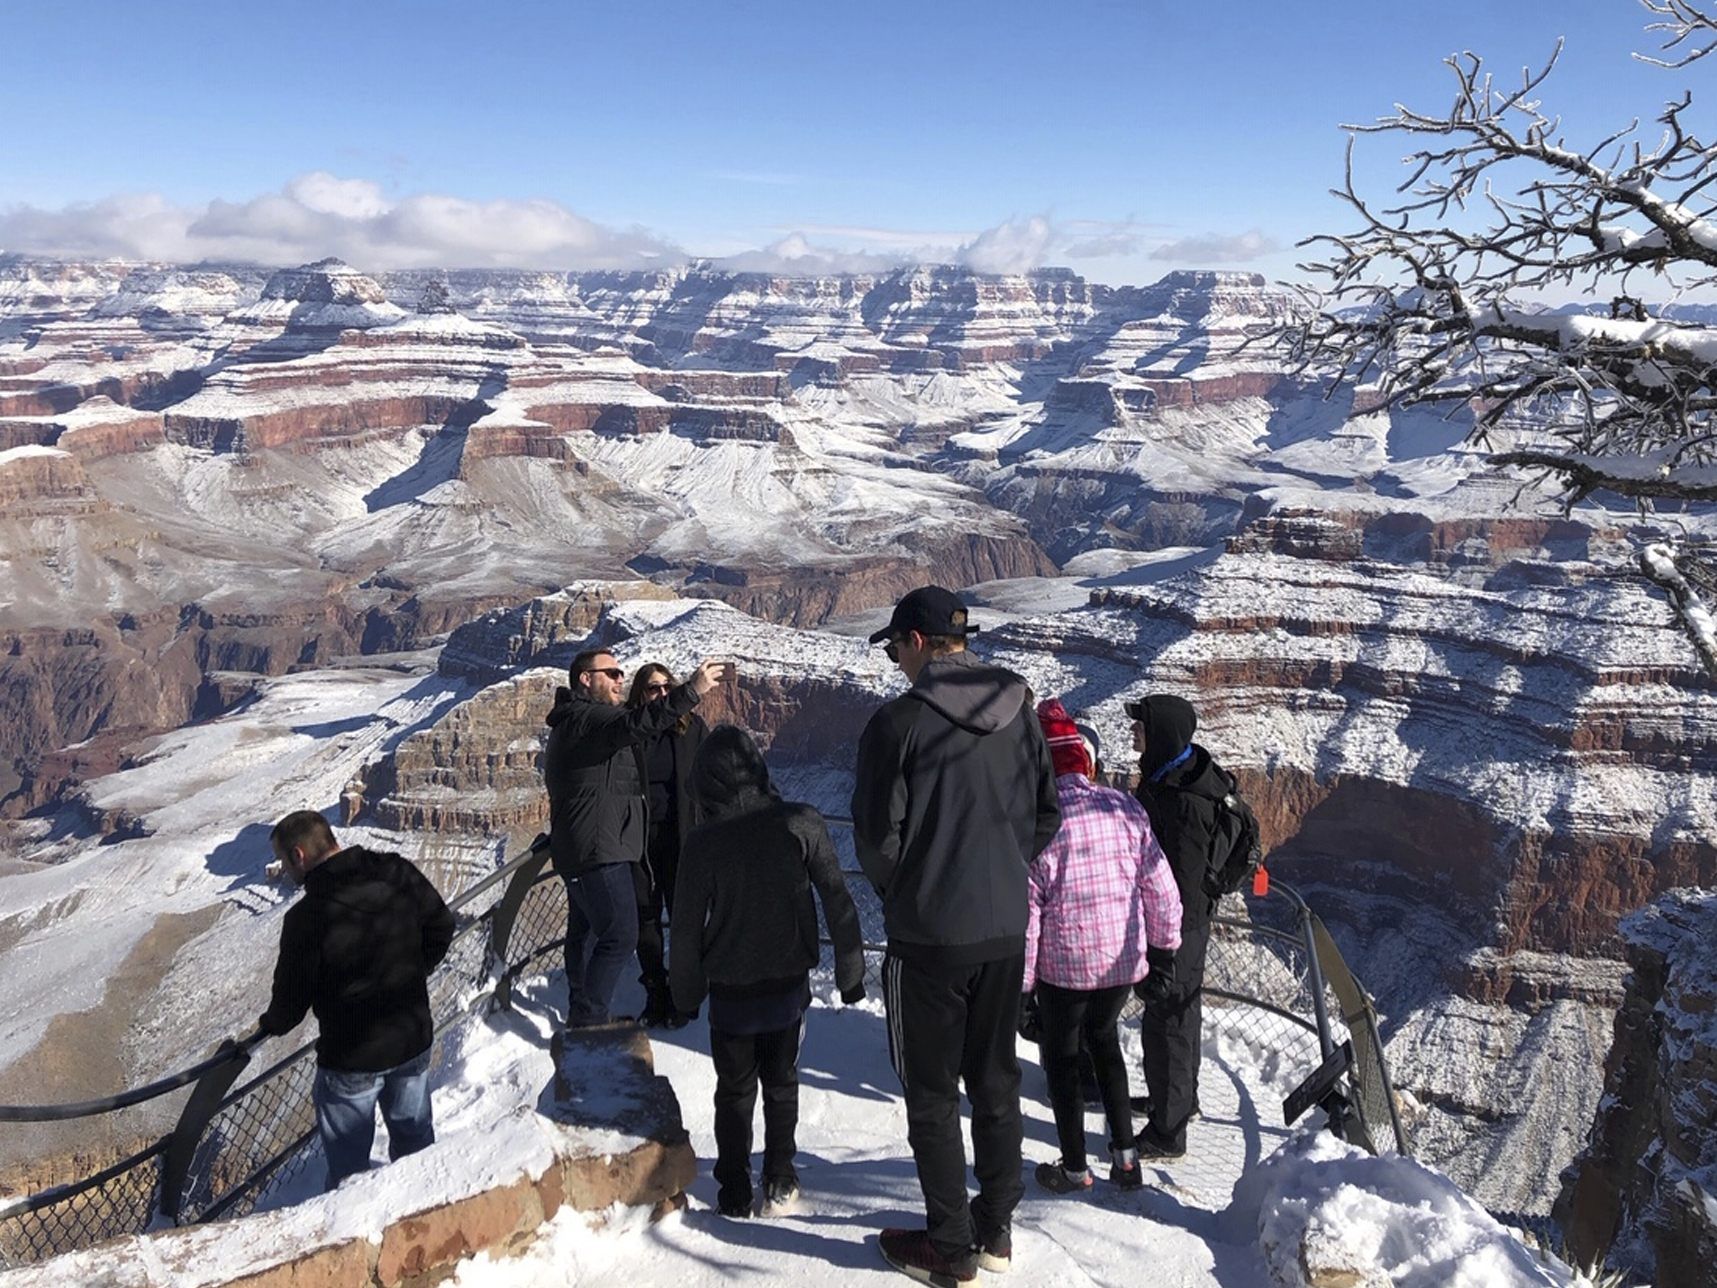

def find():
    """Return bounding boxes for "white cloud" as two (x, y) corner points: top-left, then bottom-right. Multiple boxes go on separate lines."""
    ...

(956, 215), (1054, 274)
(286, 172), (389, 220)
(0, 172), (681, 270)
(784, 223), (980, 249)
(1149, 228), (1280, 264)
(717, 215), (1061, 276)
(716, 233), (905, 274)
(0, 180), (1162, 281)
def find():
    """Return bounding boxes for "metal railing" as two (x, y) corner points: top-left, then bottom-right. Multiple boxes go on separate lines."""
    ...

(0, 822), (1409, 1267)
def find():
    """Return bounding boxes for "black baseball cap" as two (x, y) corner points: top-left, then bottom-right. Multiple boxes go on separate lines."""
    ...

(868, 585), (981, 644)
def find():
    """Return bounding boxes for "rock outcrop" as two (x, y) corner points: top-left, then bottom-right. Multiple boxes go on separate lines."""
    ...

(438, 582), (680, 684)
(372, 595), (889, 836)
(1554, 889), (1717, 1286)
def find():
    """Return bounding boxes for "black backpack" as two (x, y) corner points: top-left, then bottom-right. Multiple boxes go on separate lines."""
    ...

(1202, 763), (1264, 897)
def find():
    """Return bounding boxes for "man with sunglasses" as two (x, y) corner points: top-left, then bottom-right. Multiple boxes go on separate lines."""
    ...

(543, 647), (728, 1029)
(852, 586), (1061, 1286)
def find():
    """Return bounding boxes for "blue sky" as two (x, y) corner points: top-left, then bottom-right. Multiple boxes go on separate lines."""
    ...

(0, 1), (1700, 282)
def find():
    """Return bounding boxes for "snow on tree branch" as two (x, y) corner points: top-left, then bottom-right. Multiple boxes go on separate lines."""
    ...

(1638, 0), (1717, 68)
(1279, 1), (1717, 678)
(1641, 541), (1717, 673)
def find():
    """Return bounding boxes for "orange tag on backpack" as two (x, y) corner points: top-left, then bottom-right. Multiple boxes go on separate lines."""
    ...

(1252, 865), (1270, 897)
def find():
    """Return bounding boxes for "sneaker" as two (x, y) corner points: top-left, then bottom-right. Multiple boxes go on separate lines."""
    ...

(878, 1227), (978, 1287)
(717, 1188), (753, 1218)
(1034, 1161), (1094, 1195)
(973, 1227), (1011, 1273)
(1108, 1144), (1144, 1190)
(1134, 1127), (1186, 1160)
(760, 1176), (800, 1216)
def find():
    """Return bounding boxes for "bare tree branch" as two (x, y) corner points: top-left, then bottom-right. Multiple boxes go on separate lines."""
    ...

(1280, 2), (1717, 677)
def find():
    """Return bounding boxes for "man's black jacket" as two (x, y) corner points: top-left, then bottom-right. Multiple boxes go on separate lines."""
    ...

(543, 682), (702, 875)
(851, 649), (1061, 965)
(258, 846), (455, 1073)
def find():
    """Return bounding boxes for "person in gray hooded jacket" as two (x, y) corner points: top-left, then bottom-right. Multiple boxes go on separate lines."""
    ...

(852, 586), (1061, 1287)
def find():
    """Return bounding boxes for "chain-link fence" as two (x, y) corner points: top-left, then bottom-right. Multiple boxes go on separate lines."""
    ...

(1, 828), (1408, 1267)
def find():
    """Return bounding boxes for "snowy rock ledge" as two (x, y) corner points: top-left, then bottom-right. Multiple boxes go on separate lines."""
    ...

(1228, 1130), (1584, 1287)
(1556, 888), (1717, 1287)
(0, 1023), (694, 1288)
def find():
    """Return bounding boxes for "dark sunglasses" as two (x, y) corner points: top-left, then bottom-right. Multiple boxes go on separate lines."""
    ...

(883, 637), (903, 663)
(644, 681), (672, 693)
(580, 666), (624, 680)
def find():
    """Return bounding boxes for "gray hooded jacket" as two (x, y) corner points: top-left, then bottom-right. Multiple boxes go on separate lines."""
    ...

(851, 649), (1061, 965)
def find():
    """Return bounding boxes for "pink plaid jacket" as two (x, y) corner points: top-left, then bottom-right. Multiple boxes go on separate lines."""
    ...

(1024, 774), (1184, 993)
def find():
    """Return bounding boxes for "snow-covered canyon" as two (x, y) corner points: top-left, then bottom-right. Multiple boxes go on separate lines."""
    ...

(1, 255), (1713, 1278)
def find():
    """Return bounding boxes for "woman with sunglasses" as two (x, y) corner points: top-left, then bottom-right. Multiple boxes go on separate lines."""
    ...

(626, 662), (709, 1027)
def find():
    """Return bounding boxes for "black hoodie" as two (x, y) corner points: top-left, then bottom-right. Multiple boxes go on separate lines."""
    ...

(258, 846), (455, 1073)
(669, 726), (866, 1014)
(851, 649), (1061, 965)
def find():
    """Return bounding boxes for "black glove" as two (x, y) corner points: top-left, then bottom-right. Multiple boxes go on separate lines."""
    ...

(1017, 990), (1042, 1043)
(1136, 948), (1177, 1006)
(841, 982), (866, 1005)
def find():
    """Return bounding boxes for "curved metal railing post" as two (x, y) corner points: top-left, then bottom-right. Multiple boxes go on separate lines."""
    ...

(157, 1035), (259, 1224)
(1309, 914), (1410, 1155)
(486, 834), (553, 1011)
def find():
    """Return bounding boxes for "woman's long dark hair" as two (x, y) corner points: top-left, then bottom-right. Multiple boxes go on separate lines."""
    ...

(627, 662), (694, 735)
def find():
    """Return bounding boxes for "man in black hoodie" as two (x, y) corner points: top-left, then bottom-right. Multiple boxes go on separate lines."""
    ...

(670, 725), (866, 1220)
(258, 811), (455, 1191)
(1127, 693), (1229, 1160)
(542, 649), (726, 1028)
(852, 586), (1060, 1287)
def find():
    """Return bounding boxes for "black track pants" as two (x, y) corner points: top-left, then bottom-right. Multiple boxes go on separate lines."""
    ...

(882, 951), (1024, 1259)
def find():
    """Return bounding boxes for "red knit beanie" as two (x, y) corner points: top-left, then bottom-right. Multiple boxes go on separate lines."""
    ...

(1036, 698), (1091, 778)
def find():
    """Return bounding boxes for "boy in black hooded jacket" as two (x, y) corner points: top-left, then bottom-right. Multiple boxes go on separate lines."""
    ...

(671, 725), (867, 1219)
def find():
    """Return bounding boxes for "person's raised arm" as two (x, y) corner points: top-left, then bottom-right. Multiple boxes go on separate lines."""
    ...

(583, 660), (728, 757)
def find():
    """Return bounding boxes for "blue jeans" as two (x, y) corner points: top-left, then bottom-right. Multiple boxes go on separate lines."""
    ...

(313, 1046), (435, 1191)
(562, 861), (640, 1027)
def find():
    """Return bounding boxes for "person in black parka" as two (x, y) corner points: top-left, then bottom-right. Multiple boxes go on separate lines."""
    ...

(670, 725), (866, 1219)
(1127, 693), (1232, 1160)
(258, 811), (455, 1191)
(626, 662), (709, 1028)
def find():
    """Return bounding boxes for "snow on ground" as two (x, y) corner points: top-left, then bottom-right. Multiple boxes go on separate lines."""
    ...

(376, 967), (1584, 1288)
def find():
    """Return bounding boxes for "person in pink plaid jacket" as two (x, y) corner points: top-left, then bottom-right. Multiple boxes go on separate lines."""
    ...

(1025, 698), (1183, 1195)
